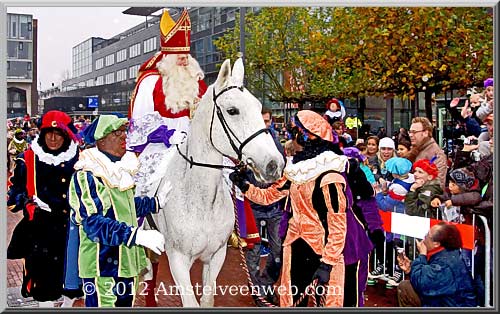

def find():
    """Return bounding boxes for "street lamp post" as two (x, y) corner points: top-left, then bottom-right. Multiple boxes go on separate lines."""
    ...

(239, 7), (246, 64)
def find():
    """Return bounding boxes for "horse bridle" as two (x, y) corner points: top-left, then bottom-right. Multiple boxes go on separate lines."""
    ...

(176, 85), (270, 170)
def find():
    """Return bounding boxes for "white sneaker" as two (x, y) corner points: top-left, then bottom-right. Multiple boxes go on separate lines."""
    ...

(386, 271), (403, 288)
(368, 263), (386, 279)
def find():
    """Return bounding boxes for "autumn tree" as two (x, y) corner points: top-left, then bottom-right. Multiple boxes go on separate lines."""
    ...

(334, 7), (494, 119)
(214, 7), (493, 116)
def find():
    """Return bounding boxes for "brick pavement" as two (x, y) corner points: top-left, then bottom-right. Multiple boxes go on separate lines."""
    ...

(6, 206), (396, 308)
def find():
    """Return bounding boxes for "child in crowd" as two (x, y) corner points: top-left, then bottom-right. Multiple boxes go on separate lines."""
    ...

(370, 157), (414, 288)
(343, 147), (376, 185)
(405, 158), (443, 219)
(476, 78), (494, 122)
(396, 138), (412, 159)
(430, 167), (482, 279)
(376, 157), (415, 214)
(323, 97), (346, 125)
(430, 167), (481, 225)
(332, 121), (353, 149)
(448, 95), (483, 137)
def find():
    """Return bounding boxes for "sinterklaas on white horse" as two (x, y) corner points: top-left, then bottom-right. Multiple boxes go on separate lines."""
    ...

(151, 58), (285, 307)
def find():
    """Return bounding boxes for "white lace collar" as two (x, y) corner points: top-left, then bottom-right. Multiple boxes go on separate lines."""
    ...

(74, 148), (139, 191)
(13, 137), (26, 144)
(30, 135), (78, 166)
(284, 151), (348, 184)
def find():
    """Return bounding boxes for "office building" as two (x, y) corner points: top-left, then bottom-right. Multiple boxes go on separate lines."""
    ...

(50, 7), (262, 116)
(7, 13), (38, 118)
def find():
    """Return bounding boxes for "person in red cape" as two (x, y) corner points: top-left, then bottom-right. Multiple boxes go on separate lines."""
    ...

(7, 110), (83, 307)
(127, 8), (259, 307)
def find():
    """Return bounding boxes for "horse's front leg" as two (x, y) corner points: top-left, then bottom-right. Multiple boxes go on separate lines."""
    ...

(200, 245), (227, 307)
(166, 249), (198, 307)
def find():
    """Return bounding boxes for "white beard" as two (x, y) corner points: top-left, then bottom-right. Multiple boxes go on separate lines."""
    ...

(157, 54), (204, 114)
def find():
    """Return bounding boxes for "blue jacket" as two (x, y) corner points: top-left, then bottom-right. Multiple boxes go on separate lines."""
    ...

(410, 249), (477, 307)
(246, 169), (282, 219)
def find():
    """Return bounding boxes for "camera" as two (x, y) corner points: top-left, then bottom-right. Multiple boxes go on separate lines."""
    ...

(466, 87), (477, 98)
(472, 150), (481, 161)
(395, 246), (405, 259)
(463, 138), (478, 145)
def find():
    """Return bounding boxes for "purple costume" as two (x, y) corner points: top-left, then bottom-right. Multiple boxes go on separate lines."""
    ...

(342, 161), (384, 307)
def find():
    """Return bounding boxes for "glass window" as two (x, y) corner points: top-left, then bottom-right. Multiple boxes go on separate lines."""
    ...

(86, 79), (94, 87)
(194, 39), (204, 55)
(206, 37), (214, 53)
(95, 58), (104, 70)
(129, 43), (141, 58)
(7, 41), (17, 58)
(105, 73), (114, 84)
(214, 8), (222, 25)
(105, 54), (115, 66)
(19, 15), (32, 39)
(129, 64), (140, 79)
(116, 69), (127, 82)
(116, 49), (127, 63)
(10, 15), (19, 38)
(143, 37), (157, 54)
(96, 76), (104, 86)
(199, 13), (210, 31)
(227, 10), (235, 22)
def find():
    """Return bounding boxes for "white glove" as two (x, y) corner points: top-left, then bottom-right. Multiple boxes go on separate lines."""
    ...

(169, 130), (187, 145)
(135, 229), (165, 255)
(33, 195), (51, 212)
(156, 181), (173, 208)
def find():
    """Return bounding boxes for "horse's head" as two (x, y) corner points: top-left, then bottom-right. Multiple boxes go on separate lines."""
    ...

(194, 58), (285, 183)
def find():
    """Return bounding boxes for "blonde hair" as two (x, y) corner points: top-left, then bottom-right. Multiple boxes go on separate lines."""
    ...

(411, 116), (433, 134)
(284, 139), (296, 157)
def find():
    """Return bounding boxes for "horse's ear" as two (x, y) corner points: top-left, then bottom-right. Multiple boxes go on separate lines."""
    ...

(215, 59), (231, 94)
(231, 58), (244, 87)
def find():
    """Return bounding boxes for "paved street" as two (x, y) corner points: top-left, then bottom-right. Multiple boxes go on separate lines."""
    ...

(6, 209), (396, 308)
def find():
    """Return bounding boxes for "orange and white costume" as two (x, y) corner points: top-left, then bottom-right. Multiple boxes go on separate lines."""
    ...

(244, 110), (349, 307)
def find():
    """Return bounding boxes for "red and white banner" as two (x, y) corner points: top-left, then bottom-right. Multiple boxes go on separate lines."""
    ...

(379, 210), (475, 250)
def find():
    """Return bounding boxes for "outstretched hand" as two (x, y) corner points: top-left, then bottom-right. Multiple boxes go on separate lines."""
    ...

(229, 170), (250, 193)
(449, 97), (460, 108)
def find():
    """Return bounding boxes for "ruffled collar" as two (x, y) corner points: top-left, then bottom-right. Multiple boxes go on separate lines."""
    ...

(30, 135), (78, 165)
(13, 137), (26, 144)
(284, 151), (348, 184)
(74, 147), (139, 191)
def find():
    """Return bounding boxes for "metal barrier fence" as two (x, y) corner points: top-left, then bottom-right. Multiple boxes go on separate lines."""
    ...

(372, 208), (492, 307)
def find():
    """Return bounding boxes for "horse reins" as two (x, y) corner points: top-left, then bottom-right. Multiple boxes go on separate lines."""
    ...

(176, 85), (269, 170)
(174, 85), (328, 307)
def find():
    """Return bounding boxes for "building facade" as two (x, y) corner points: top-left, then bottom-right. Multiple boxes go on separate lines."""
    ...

(7, 13), (38, 118)
(49, 7), (258, 116)
(43, 7), (419, 138)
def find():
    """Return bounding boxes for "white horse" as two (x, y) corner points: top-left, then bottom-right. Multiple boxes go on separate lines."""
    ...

(153, 58), (285, 307)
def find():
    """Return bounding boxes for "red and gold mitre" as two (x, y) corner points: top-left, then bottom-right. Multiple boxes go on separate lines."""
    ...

(160, 8), (191, 54)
